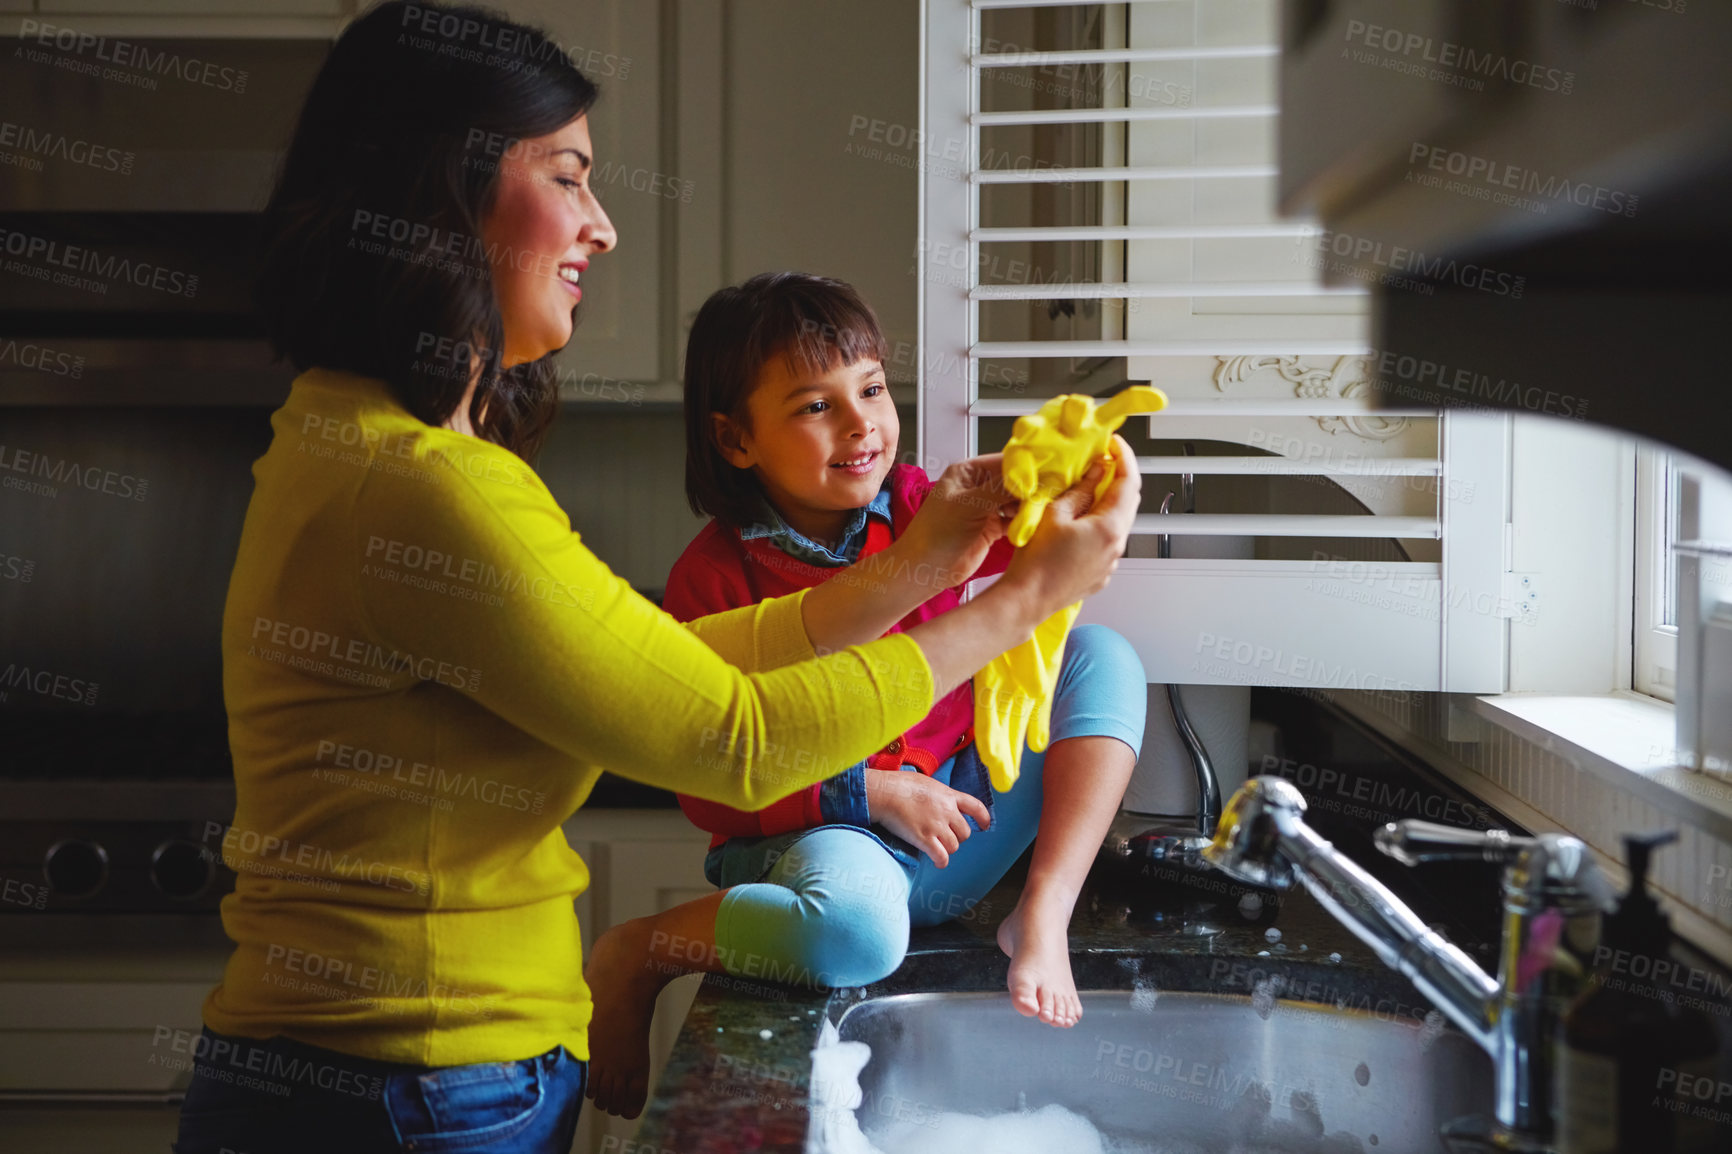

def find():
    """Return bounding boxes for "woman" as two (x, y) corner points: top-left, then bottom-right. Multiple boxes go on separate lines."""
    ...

(175, 4), (1139, 1152)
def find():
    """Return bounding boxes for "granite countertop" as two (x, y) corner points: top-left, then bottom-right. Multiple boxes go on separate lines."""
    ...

(630, 848), (1503, 1154)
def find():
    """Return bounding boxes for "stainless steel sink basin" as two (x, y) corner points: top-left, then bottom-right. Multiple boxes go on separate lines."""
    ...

(835, 990), (1493, 1153)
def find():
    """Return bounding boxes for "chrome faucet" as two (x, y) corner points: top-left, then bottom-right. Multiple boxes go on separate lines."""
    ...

(1202, 776), (1613, 1152)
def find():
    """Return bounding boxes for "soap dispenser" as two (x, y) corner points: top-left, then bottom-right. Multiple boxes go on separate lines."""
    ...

(1556, 831), (1719, 1153)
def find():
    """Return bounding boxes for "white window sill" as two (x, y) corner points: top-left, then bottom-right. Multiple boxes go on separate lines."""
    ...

(1475, 691), (1677, 771)
(1471, 691), (1732, 843)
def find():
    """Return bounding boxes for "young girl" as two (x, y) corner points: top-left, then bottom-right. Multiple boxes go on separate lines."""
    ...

(583, 272), (1146, 1115)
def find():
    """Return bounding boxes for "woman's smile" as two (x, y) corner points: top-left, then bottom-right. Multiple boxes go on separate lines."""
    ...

(483, 116), (616, 367)
(556, 261), (587, 301)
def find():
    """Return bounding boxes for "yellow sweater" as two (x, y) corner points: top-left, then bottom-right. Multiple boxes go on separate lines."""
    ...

(203, 368), (934, 1066)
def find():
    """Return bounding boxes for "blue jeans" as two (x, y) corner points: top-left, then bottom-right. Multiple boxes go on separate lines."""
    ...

(172, 1028), (585, 1153)
(709, 624), (1146, 988)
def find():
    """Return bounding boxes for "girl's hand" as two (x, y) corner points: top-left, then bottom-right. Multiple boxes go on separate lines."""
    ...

(995, 434), (1141, 620)
(865, 770), (991, 869)
(895, 454), (1017, 590)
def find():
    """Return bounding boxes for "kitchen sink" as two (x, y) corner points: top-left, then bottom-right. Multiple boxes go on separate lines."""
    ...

(834, 989), (1493, 1153)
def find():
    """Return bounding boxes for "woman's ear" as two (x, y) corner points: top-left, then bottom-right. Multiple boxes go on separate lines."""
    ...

(710, 412), (755, 469)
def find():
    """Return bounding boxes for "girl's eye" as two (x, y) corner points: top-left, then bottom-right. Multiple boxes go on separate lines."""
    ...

(800, 400), (830, 415)
(555, 177), (584, 193)
(863, 384), (885, 398)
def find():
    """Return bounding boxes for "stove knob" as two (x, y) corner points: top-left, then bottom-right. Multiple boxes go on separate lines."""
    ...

(43, 839), (109, 900)
(150, 840), (215, 900)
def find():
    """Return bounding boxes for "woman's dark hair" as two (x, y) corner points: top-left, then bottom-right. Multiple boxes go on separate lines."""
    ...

(259, 0), (598, 460)
(682, 272), (888, 528)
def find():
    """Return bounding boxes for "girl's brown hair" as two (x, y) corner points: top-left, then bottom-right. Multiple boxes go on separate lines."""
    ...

(682, 272), (888, 527)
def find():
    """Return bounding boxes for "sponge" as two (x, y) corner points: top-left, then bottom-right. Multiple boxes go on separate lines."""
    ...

(975, 386), (1166, 791)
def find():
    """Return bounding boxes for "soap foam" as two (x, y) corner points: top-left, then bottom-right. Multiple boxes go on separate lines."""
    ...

(806, 1020), (877, 1154)
(807, 1022), (1112, 1154)
(804, 1018), (1345, 1154)
(873, 1103), (1107, 1154)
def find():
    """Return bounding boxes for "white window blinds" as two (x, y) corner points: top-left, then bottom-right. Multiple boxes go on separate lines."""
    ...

(919, 0), (1512, 693)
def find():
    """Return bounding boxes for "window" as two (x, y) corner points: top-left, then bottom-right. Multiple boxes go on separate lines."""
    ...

(1633, 446), (1679, 701)
(1636, 451), (1732, 771)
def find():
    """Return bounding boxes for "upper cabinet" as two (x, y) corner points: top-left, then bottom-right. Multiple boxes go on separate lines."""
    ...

(503, 0), (666, 386)
(0, 0), (678, 397)
(38, 0), (345, 12)
(26, 1), (350, 37)
(0, 1), (921, 405)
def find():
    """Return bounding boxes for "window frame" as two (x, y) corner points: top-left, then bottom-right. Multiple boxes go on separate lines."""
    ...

(1633, 444), (1680, 702)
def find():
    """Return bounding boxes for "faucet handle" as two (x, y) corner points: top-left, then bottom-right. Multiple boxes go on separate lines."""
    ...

(1374, 821), (1527, 866)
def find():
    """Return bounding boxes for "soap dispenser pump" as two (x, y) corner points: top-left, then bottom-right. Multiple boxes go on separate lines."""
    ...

(1556, 831), (1719, 1153)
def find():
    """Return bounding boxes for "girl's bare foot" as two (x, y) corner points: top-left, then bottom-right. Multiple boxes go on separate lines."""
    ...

(583, 917), (677, 1118)
(995, 889), (1081, 1027)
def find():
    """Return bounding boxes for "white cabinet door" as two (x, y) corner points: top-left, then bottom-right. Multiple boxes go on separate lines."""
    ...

(504, 0), (666, 387)
(30, 0), (347, 34)
(38, 1), (344, 13)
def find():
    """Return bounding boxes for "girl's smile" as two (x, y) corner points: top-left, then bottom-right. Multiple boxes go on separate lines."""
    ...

(831, 449), (881, 476)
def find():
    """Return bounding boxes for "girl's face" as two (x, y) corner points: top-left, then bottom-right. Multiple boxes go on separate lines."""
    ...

(714, 353), (899, 542)
(481, 115), (617, 368)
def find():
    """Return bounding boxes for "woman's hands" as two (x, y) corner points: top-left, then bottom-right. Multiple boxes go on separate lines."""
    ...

(805, 434), (1140, 703)
(899, 434), (1140, 700)
(992, 434), (1141, 621)
(865, 769), (991, 868)
(895, 453), (1017, 590)
(801, 452), (1016, 654)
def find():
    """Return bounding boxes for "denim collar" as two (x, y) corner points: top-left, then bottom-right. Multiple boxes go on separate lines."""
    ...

(739, 479), (894, 568)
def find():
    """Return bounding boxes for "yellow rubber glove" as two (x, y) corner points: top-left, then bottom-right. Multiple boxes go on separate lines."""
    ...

(975, 386), (1167, 791)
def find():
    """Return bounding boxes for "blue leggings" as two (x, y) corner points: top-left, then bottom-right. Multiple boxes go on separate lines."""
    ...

(712, 624), (1145, 988)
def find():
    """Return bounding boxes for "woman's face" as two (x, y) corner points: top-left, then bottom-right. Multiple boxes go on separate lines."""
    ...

(481, 115), (617, 368)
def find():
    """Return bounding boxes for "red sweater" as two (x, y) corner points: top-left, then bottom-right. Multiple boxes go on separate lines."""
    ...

(663, 464), (1013, 847)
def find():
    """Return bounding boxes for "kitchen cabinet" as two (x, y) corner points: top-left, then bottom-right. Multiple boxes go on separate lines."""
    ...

(563, 810), (715, 1154)
(2, 0), (921, 404)
(18, 0), (350, 38)
(505, 0), (669, 387)
(37, 0), (345, 14)
(0, 931), (230, 1153)
(0, 809), (711, 1154)
(0, 0), (677, 397)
